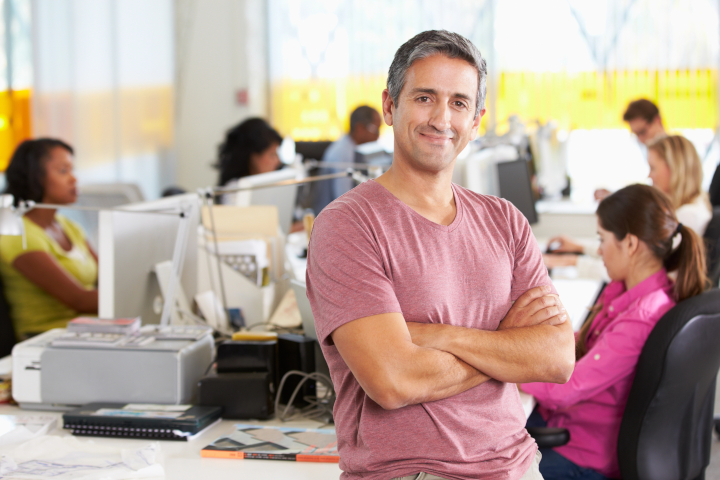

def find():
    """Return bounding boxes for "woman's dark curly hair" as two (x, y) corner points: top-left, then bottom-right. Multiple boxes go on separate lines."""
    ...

(215, 118), (282, 186)
(5, 138), (74, 207)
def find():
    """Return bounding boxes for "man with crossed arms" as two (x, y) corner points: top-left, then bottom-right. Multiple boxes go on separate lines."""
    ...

(307, 30), (575, 480)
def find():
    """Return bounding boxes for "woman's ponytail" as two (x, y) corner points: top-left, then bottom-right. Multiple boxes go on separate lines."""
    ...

(664, 224), (709, 301)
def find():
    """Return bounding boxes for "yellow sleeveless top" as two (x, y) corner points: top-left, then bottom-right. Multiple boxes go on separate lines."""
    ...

(0, 215), (97, 339)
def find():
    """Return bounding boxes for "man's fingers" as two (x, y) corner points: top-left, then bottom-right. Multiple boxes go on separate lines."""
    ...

(524, 294), (560, 316)
(540, 313), (569, 327)
(532, 305), (563, 322)
(514, 285), (552, 308)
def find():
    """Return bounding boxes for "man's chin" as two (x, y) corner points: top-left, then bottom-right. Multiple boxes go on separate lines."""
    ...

(411, 153), (455, 174)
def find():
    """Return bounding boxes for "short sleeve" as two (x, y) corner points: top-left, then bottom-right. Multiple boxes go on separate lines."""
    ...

(505, 202), (555, 300)
(306, 208), (402, 346)
(0, 221), (52, 265)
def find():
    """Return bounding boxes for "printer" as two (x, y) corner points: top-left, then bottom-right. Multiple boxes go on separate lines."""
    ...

(12, 326), (213, 410)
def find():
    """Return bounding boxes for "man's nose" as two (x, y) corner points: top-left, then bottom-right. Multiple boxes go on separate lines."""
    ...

(428, 102), (452, 132)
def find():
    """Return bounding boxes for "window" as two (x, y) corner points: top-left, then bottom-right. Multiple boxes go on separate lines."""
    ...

(0, 0), (32, 170)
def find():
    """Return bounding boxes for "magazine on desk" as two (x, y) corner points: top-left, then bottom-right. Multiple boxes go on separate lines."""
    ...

(201, 423), (339, 462)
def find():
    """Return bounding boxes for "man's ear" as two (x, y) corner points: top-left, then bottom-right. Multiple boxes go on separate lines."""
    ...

(381, 89), (395, 126)
(470, 108), (486, 140)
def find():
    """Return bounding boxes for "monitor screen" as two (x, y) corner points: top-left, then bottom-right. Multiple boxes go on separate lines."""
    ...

(229, 167), (300, 235)
(98, 193), (200, 324)
(496, 159), (538, 225)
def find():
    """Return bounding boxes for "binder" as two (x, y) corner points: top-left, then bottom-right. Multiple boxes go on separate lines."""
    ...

(63, 403), (222, 441)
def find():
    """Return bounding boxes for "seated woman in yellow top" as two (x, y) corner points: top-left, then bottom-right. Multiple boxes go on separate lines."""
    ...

(0, 138), (98, 340)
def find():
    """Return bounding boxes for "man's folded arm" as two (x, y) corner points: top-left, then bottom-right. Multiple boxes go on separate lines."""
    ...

(331, 312), (490, 410)
(417, 321), (575, 384)
(408, 286), (576, 384)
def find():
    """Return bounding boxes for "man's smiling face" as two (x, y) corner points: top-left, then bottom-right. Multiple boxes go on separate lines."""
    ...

(383, 54), (484, 174)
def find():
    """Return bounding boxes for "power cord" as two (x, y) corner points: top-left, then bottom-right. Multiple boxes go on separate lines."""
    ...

(274, 370), (335, 423)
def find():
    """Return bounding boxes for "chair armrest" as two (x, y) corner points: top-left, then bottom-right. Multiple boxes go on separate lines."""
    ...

(526, 427), (570, 448)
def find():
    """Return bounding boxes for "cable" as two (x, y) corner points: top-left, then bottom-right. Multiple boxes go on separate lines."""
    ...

(202, 357), (216, 377)
(274, 370), (335, 423)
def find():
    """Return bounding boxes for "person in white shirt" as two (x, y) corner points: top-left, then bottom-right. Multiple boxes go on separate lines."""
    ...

(311, 106), (381, 214)
(594, 99), (667, 201)
(546, 135), (711, 275)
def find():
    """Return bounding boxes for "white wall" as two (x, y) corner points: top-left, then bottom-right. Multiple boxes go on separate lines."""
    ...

(174, 0), (269, 192)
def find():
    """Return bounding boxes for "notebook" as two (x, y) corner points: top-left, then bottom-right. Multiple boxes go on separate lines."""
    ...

(63, 403), (222, 441)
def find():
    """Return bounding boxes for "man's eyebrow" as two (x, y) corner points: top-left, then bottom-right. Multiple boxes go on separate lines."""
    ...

(408, 87), (473, 102)
(453, 92), (473, 102)
(408, 87), (437, 96)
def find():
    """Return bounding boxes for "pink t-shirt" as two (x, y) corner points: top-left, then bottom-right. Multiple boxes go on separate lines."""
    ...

(306, 180), (553, 480)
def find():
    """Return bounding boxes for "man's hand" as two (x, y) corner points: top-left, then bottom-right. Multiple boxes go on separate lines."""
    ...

(543, 253), (579, 269)
(546, 235), (583, 253)
(498, 286), (567, 331)
(594, 188), (611, 201)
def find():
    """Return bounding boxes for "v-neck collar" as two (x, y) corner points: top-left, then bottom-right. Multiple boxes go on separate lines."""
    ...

(24, 216), (75, 253)
(368, 180), (464, 233)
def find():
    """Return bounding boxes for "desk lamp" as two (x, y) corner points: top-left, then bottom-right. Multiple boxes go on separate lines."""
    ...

(198, 170), (358, 320)
(0, 193), (189, 327)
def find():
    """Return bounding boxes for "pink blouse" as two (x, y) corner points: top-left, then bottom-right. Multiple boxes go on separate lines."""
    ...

(522, 269), (675, 478)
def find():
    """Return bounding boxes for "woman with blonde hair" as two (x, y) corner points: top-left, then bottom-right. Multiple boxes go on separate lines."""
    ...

(647, 134), (711, 235)
(524, 184), (708, 479)
(545, 135), (711, 273)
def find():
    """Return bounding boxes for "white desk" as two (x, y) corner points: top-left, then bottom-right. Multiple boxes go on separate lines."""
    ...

(552, 278), (604, 331)
(0, 404), (341, 480)
(533, 199), (598, 239)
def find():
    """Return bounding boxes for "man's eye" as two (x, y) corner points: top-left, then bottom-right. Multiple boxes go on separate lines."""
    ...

(418, 96), (430, 102)
(454, 101), (467, 108)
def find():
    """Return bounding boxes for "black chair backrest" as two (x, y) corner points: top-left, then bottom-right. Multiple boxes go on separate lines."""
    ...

(703, 206), (720, 286)
(295, 141), (333, 162)
(618, 289), (720, 480)
(709, 163), (720, 208)
(0, 272), (16, 358)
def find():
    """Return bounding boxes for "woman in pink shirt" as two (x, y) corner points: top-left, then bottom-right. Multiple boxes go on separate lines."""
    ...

(523, 184), (708, 480)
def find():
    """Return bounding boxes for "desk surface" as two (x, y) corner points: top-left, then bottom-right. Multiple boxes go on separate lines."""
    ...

(0, 404), (341, 480)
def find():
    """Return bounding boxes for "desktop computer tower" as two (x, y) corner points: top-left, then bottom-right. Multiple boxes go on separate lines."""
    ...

(277, 334), (316, 406)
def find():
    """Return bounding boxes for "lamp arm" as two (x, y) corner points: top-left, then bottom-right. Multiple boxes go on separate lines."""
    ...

(24, 201), (182, 216)
(211, 170), (353, 196)
(304, 160), (391, 170)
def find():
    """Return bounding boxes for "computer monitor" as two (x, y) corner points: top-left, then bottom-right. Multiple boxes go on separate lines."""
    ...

(496, 159), (538, 225)
(60, 183), (145, 248)
(230, 167), (300, 235)
(295, 141), (332, 162)
(98, 193), (200, 325)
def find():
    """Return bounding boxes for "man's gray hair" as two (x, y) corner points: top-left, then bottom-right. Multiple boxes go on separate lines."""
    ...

(387, 30), (487, 118)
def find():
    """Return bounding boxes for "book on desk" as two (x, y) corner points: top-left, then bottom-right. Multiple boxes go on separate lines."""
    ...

(201, 423), (339, 462)
(63, 403), (222, 441)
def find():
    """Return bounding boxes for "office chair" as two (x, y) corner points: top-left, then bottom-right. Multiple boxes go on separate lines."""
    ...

(703, 206), (720, 286)
(709, 163), (720, 208)
(0, 273), (16, 358)
(527, 289), (720, 480)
